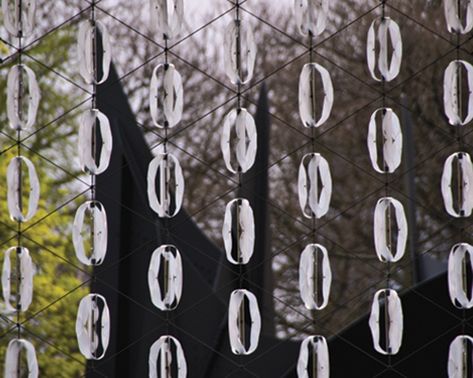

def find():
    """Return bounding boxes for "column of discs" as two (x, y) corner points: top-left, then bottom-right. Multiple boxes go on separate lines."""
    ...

(294, 1), (333, 377)
(221, 0), (262, 357)
(366, 1), (406, 358)
(2, 0), (40, 375)
(146, 1), (187, 377)
(74, 0), (112, 362)
(442, 1), (473, 376)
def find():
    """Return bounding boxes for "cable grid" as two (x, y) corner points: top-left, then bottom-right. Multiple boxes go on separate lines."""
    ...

(0, 0), (471, 377)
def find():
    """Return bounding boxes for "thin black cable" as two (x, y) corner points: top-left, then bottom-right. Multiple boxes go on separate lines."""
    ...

(307, 27), (322, 351)
(380, 0), (394, 366)
(16, 0), (23, 354)
(233, 0), (248, 354)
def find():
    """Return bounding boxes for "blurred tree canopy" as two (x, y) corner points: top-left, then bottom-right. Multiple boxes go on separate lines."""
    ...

(0, 16), (87, 377)
(103, 0), (471, 339)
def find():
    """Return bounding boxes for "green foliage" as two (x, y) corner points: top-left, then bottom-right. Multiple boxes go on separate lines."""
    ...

(0, 26), (89, 377)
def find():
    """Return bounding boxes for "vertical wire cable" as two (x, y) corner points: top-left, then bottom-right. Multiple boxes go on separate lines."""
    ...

(163, 33), (170, 378)
(16, 2), (24, 371)
(381, 0), (393, 369)
(234, 0), (245, 352)
(308, 29), (320, 350)
(309, 30), (321, 374)
(90, 1), (96, 371)
(380, 0), (393, 367)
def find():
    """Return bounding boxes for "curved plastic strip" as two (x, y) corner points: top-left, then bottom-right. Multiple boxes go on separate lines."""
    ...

(369, 289), (403, 355)
(367, 108), (402, 173)
(444, 60), (473, 126)
(448, 335), (473, 377)
(441, 151), (473, 218)
(78, 109), (113, 175)
(150, 63), (183, 129)
(444, 0), (473, 34)
(299, 63), (334, 128)
(7, 156), (40, 223)
(298, 153), (332, 219)
(367, 17), (402, 82)
(150, 0), (185, 40)
(149, 335), (187, 378)
(2, 0), (36, 37)
(223, 18), (257, 85)
(73, 201), (108, 266)
(77, 20), (111, 85)
(222, 198), (255, 265)
(2, 247), (33, 314)
(296, 335), (329, 378)
(148, 245), (183, 311)
(374, 197), (408, 263)
(147, 153), (185, 218)
(294, 0), (329, 37)
(448, 243), (473, 309)
(4, 338), (38, 378)
(228, 289), (261, 355)
(299, 243), (332, 310)
(76, 293), (110, 360)
(7, 64), (41, 131)
(221, 108), (257, 174)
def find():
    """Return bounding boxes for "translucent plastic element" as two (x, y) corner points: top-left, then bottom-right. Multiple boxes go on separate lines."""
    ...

(150, 63), (183, 129)
(7, 64), (41, 130)
(73, 201), (108, 266)
(149, 335), (187, 378)
(444, 60), (473, 126)
(299, 63), (334, 128)
(367, 17), (402, 82)
(296, 335), (329, 378)
(150, 0), (185, 40)
(448, 243), (473, 309)
(78, 109), (113, 175)
(2, 247), (33, 314)
(444, 0), (473, 34)
(2, 0), (36, 37)
(448, 335), (473, 377)
(147, 153), (185, 218)
(223, 18), (257, 85)
(77, 20), (111, 85)
(7, 156), (40, 223)
(221, 108), (257, 174)
(148, 245), (183, 311)
(222, 198), (255, 265)
(298, 153), (332, 219)
(4, 339), (38, 378)
(367, 108), (402, 173)
(228, 289), (261, 355)
(374, 197), (408, 263)
(294, 0), (329, 37)
(76, 293), (110, 360)
(299, 244), (332, 311)
(369, 289), (403, 355)
(441, 152), (473, 218)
